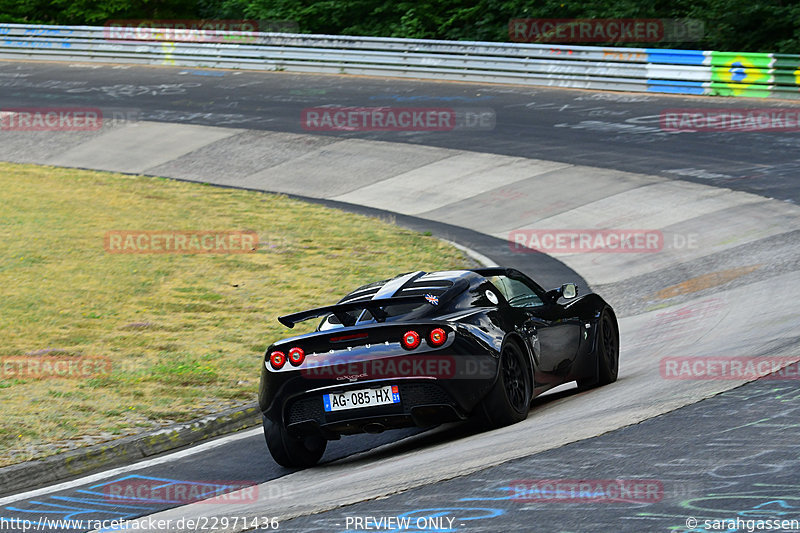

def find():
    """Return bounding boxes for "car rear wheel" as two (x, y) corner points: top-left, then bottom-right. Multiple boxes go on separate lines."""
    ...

(597, 309), (619, 385)
(478, 340), (532, 428)
(263, 416), (326, 468)
(578, 308), (619, 389)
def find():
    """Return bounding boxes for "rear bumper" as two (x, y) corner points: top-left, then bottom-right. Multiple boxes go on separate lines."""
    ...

(266, 377), (490, 438)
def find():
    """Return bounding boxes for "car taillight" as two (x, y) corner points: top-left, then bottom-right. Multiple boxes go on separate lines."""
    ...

(288, 347), (305, 366)
(269, 351), (286, 370)
(401, 330), (421, 350)
(428, 328), (447, 347)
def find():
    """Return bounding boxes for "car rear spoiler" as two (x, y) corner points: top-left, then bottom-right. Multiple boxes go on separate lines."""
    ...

(278, 295), (431, 328)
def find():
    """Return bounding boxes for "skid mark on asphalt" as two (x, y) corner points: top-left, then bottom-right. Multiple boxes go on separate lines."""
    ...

(654, 264), (762, 299)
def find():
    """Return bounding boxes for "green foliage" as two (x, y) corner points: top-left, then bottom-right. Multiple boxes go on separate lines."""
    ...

(0, 0), (199, 24)
(0, 0), (797, 53)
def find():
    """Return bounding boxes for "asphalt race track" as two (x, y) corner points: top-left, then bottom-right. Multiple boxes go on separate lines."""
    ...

(275, 377), (800, 532)
(1, 61), (799, 533)
(1, 63), (799, 202)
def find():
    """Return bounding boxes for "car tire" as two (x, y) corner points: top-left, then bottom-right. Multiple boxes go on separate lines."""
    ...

(478, 340), (532, 428)
(597, 309), (619, 385)
(578, 308), (619, 389)
(263, 416), (326, 468)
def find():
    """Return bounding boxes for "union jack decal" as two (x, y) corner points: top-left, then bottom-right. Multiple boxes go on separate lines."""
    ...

(424, 293), (439, 306)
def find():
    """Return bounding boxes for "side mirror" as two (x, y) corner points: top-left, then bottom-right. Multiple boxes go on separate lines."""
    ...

(546, 283), (579, 302)
(562, 283), (577, 299)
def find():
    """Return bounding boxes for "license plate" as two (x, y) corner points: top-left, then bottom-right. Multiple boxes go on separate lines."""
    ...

(323, 385), (400, 412)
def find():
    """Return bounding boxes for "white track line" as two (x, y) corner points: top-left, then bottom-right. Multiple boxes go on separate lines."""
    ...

(0, 427), (261, 506)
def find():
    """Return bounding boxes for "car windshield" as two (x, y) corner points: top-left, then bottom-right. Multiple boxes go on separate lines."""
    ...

(487, 275), (544, 308)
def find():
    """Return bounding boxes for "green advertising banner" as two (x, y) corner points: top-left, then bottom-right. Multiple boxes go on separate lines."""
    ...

(709, 51), (773, 97)
(773, 54), (800, 97)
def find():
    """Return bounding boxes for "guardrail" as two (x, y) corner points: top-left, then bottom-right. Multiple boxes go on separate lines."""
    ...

(1, 23), (798, 99)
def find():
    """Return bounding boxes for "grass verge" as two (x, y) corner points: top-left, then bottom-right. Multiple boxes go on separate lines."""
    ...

(0, 162), (469, 466)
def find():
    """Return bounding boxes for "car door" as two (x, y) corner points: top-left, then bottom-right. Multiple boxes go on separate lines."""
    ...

(501, 273), (582, 381)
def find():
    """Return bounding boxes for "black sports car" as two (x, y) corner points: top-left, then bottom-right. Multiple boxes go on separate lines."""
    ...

(259, 267), (619, 467)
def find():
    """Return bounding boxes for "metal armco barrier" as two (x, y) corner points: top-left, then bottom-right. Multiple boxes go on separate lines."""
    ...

(1, 23), (798, 99)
